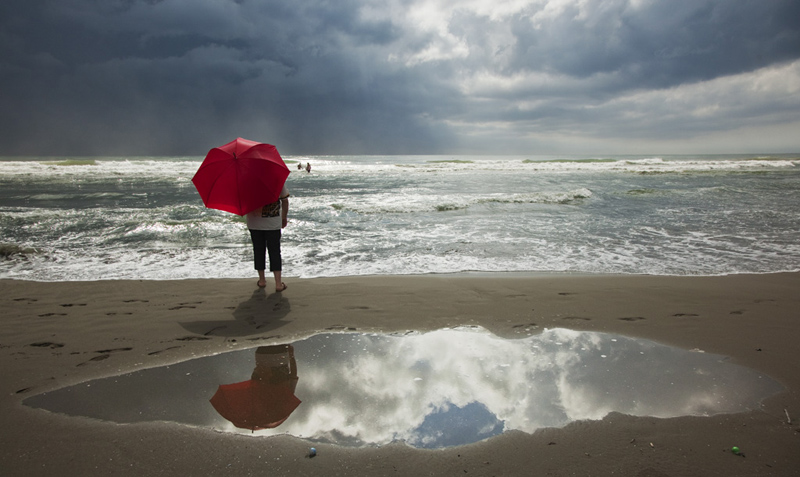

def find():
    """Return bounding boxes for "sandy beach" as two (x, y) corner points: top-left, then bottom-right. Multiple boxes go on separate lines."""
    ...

(1, 272), (799, 476)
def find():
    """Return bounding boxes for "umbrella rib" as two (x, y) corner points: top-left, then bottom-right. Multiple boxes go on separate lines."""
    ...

(234, 153), (243, 214)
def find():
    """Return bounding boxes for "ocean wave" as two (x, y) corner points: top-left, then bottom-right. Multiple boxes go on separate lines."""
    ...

(324, 189), (593, 214)
(480, 189), (593, 205)
(0, 159), (200, 179)
(524, 158), (618, 164)
(0, 155), (796, 181)
(2, 154), (798, 281)
(24, 192), (128, 201)
(41, 159), (99, 166)
(0, 243), (41, 259)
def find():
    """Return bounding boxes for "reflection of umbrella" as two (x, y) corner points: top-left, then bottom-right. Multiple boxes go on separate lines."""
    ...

(210, 345), (301, 430)
(191, 137), (290, 216)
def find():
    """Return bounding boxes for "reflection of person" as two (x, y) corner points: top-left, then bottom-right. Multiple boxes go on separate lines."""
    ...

(248, 344), (300, 430)
(253, 345), (299, 388)
(248, 344), (301, 429)
(209, 344), (301, 430)
(246, 185), (290, 291)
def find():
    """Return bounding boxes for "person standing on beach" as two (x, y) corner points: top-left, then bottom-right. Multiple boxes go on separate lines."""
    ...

(246, 185), (290, 292)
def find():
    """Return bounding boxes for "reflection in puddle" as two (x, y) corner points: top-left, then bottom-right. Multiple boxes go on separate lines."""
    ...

(24, 327), (782, 448)
(210, 344), (301, 430)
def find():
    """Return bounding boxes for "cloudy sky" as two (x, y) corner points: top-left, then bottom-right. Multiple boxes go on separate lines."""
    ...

(1, 0), (799, 156)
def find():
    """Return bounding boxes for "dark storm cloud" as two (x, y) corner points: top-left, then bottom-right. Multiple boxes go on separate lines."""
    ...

(0, 0), (798, 155)
(503, 1), (800, 86)
(430, 0), (800, 149)
(0, 0), (444, 155)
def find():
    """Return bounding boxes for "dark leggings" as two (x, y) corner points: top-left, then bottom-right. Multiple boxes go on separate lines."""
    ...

(249, 229), (282, 271)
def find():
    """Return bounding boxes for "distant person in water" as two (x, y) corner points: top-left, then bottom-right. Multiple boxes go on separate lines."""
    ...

(297, 163), (302, 170)
(306, 162), (311, 173)
(246, 186), (290, 292)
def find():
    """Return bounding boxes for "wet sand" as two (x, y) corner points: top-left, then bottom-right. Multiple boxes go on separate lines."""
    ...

(1, 273), (799, 476)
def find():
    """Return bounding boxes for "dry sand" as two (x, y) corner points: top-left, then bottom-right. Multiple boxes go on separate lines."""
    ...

(1, 273), (799, 476)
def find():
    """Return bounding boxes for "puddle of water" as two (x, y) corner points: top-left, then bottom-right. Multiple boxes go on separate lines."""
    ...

(24, 327), (782, 448)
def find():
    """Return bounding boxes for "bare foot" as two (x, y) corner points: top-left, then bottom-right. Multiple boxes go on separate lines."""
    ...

(257, 279), (267, 288)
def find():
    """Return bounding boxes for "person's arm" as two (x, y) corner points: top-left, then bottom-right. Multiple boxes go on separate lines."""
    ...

(280, 196), (289, 228)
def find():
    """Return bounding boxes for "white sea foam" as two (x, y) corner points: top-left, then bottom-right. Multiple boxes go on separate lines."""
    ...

(0, 155), (796, 179)
(1, 154), (799, 281)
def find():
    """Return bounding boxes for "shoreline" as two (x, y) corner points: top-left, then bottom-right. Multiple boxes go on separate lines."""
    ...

(6, 266), (800, 284)
(2, 272), (799, 475)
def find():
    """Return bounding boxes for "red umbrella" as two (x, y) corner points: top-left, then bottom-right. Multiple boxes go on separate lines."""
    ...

(210, 345), (302, 431)
(210, 379), (301, 431)
(192, 137), (290, 216)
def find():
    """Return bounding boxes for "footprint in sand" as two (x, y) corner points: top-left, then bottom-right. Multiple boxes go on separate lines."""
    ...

(169, 301), (205, 310)
(13, 298), (38, 303)
(562, 316), (591, 321)
(175, 336), (212, 341)
(326, 325), (358, 331)
(619, 316), (646, 322)
(200, 326), (227, 336)
(123, 299), (149, 303)
(148, 346), (182, 356)
(512, 323), (538, 329)
(73, 348), (132, 366)
(672, 313), (699, 317)
(246, 334), (283, 342)
(558, 292), (576, 296)
(77, 354), (110, 366)
(730, 310), (745, 315)
(38, 313), (68, 317)
(60, 303), (87, 307)
(95, 347), (133, 353)
(29, 342), (65, 349)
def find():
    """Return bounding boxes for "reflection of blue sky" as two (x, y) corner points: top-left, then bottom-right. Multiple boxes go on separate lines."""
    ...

(24, 328), (783, 448)
(410, 402), (504, 448)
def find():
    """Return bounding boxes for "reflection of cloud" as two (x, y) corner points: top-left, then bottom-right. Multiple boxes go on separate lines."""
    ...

(252, 328), (782, 446)
(24, 327), (783, 448)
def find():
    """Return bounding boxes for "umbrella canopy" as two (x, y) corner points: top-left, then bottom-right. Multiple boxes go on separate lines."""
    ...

(210, 345), (301, 431)
(210, 379), (301, 431)
(192, 137), (290, 216)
